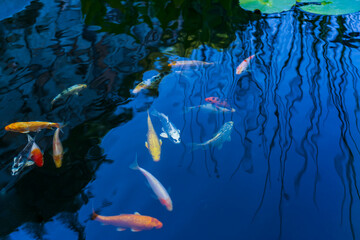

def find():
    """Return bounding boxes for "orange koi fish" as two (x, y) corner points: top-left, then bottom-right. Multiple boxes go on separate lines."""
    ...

(130, 156), (173, 211)
(29, 141), (43, 167)
(92, 211), (163, 232)
(5, 121), (61, 133)
(205, 97), (230, 108)
(236, 54), (256, 75)
(52, 128), (63, 168)
(168, 60), (214, 67)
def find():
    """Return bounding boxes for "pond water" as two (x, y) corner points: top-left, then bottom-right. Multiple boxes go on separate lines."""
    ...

(1, 0), (360, 239)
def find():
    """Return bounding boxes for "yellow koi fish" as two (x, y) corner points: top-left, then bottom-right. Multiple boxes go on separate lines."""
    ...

(145, 111), (162, 162)
(53, 128), (63, 168)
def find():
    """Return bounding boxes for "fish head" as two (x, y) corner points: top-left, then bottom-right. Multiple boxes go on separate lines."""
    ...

(160, 198), (173, 211)
(153, 153), (161, 162)
(226, 121), (234, 129)
(171, 133), (181, 144)
(152, 218), (163, 229)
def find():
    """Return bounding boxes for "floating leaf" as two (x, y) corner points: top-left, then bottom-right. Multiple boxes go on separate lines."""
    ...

(298, 0), (360, 15)
(239, 0), (296, 14)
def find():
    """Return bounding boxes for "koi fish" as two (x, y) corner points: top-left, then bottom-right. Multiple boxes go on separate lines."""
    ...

(187, 103), (235, 113)
(130, 156), (173, 211)
(51, 84), (87, 106)
(53, 128), (63, 168)
(191, 121), (234, 150)
(236, 54), (256, 75)
(205, 97), (230, 108)
(145, 111), (162, 162)
(29, 139), (43, 167)
(151, 109), (181, 144)
(92, 211), (163, 232)
(168, 60), (214, 67)
(11, 135), (36, 175)
(132, 72), (170, 94)
(5, 121), (61, 133)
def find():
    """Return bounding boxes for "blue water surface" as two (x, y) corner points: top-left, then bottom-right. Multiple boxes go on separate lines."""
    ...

(1, 0), (360, 240)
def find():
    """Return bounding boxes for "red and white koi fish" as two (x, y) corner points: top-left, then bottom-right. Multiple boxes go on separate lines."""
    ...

(205, 97), (230, 108)
(29, 139), (43, 167)
(53, 128), (63, 168)
(92, 211), (163, 232)
(236, 54), (256, 75)
(130, 156), (173, 211)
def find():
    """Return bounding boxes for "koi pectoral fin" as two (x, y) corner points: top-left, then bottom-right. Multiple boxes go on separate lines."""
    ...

(145, 142), (149, 149)
(117, 228), (126, 231)
(131, 229), (141, 232)
(160, 132), (168, 138)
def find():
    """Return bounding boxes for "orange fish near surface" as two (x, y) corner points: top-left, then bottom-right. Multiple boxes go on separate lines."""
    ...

(29, 141), (43, 167)
(92, 211), (163, 232)
(5, 121), (61, 133)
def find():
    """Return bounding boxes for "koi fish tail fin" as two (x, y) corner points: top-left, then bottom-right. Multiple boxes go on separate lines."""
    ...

(129, 154), (140, 170)
(57, 122), (69, 132)
(27, 134), (34, 143)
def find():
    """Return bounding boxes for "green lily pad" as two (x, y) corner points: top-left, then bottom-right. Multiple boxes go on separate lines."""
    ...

(298, 0), (360, 15)
(239, 0), (296, 14)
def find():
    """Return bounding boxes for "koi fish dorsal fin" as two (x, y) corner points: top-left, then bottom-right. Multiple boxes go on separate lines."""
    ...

(134, 212), (141, 215)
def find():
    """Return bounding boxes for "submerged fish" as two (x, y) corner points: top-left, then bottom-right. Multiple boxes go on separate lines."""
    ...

(191, 121), (234, 150)
(53, 128), (63, 168)
(187, 103), (235, 113)
(205, 97), (230, 108)
(130, 156), (173, 211)
(236, 54), (256, 75)
(5, 121), (61, 133)
(132, 72), (170, 94)
(168, 60), (214, 67)
(11, 135), (38, 175)
(151, 109), (181, 144)
(145, 111), (162, 162)
(92, 211), (163, 232)
(51, 84), (87, 106)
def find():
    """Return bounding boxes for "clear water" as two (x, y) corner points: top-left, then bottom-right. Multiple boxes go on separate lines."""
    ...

(1, 0), (360, 239)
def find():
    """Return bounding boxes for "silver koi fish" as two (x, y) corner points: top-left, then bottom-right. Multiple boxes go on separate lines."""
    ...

(187, 103), (235, 113)
(151, 109), (181, 144)
(191, 121), (234, 150)
(51, 84), (87, 106)
(130, 155), (173, 211)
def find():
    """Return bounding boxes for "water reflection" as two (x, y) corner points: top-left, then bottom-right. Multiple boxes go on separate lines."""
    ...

(1, 0), (360, 239)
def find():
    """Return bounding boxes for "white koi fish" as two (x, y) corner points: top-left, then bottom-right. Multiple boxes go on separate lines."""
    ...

(130, 156), (173, 211)
(191, 121), (234, 150)
(187, 103), (235, 113)
(236, 54), (256, 75)
(151, 109), (181, 144)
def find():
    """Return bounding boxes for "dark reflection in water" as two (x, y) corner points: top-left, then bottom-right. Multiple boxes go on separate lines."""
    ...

(1, 0), (360, 239)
